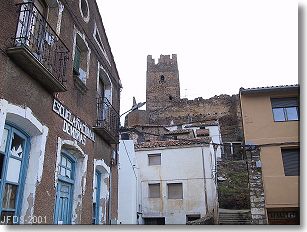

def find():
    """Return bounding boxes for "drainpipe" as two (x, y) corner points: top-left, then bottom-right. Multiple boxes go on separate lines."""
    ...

(108, 155), (113, 224)
(201, 146), (209, 214)
(108, 147), (117, 224)
(213, 144), (219, 224)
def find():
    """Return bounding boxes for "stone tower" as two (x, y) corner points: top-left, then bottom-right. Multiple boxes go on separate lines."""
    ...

(146, 54), (180, 111)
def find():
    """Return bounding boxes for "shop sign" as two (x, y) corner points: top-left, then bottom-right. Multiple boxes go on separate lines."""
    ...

(52, 99), (95, 145)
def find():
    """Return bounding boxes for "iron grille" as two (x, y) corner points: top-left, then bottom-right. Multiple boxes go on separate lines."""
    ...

(12, 2), (69, 85)
(96, 96), (119, 140)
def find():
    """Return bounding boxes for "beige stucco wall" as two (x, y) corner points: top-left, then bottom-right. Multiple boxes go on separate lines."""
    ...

(240, 90), (299, 209)
(240, 93), (299, 145)
(261, 146), (299, 208)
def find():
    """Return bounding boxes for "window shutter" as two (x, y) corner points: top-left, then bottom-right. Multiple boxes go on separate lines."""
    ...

(148, 184), (160, 198)
(271, 98), (298, 108)
(148, 154), (161, 165)
(168, 183), (183, 199)
(281, 149), (299, 176)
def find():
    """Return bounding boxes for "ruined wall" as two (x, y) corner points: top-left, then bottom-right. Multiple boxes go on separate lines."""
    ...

(148, 94), (242, 143)
(125, 110), (149, 127)
(126, 54), (242, 144)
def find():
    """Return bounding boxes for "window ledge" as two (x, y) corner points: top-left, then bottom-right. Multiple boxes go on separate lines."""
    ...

(73, 74), (88, 94)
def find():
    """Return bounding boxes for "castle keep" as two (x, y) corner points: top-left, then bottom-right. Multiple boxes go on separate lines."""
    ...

(126, 54), (242, 144)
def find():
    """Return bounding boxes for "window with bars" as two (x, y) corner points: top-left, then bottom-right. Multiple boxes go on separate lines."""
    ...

(281, 148), (300, 176)
(271, 97), (299, 122)
(167, 183), (183, 199)
(148, 153), (161, 166)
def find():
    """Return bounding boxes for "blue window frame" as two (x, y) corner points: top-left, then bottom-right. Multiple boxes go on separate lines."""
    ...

(0, 124), (30, 224)
(92, 170), (101, 224)
(54, 151), (75, 225)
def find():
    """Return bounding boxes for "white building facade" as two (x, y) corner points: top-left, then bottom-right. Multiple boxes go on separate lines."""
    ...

(117, 140), (139, 224)
(134, 140), (218, 224)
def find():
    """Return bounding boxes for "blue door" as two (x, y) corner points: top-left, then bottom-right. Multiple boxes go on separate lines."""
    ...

(54, 152), (75, 224)
(92, 171), (101, 224)
(55, 181), (73, 224)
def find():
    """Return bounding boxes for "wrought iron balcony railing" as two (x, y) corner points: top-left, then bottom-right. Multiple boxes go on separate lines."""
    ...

(7, 2), (69, 92)
(93, 96), (120, 144)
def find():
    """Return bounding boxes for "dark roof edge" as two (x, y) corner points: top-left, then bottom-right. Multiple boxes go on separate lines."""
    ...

(239, 84), (299, 95)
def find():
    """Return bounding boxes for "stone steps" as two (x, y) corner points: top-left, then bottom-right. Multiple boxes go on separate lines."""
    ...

(219, 209), (251, 225)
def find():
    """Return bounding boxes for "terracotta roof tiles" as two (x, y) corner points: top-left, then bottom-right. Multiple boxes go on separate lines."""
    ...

(135, 138), (211, 149)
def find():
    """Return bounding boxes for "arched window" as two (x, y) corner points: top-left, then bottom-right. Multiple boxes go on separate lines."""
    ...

(0, 124), (30, 224)
(54, 151), (75, 224)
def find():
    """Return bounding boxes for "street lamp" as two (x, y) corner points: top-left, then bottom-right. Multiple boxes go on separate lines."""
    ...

(120, 98), (146, 118)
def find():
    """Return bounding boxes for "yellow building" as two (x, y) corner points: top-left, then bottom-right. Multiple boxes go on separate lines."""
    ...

(240, 85), (299, 225)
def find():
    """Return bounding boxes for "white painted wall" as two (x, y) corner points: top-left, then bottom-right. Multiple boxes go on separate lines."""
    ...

(135, 145), (218, 224)
(118, 140), (138, 224)
(93, 159), (110, 224)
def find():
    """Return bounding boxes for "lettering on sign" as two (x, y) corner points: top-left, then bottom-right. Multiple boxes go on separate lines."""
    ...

(52, 99), (95, 145)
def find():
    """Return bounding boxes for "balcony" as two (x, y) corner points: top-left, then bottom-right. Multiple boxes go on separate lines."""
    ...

(93, 96), (120, 144)
(7, 2), (69, 92)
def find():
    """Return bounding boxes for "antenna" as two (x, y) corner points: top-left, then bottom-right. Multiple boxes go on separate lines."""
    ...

(184, 88), (188, 98)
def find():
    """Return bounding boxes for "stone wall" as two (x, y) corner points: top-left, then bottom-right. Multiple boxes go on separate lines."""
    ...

(146, 54), (180, 111)
(246, 148), (268, 224)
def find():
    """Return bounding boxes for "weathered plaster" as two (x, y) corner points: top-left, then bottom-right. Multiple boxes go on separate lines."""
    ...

(55, 138), (88, 224)
(93, 158), (110, 224)
(0, 99), (49, 224)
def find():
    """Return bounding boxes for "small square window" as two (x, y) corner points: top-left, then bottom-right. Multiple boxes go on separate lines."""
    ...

(167, 183), (183, 199)
(148, 183), (160, 198)
(148, 154), (161, 166)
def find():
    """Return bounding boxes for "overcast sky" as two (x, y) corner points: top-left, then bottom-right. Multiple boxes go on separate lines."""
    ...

(97, 0), (297, 117)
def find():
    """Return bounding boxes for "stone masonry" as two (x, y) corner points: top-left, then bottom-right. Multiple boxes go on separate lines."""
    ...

(246, 147), (268, 224)
(127, 54), (243, 144)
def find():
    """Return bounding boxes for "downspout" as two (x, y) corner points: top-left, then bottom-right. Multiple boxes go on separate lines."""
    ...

(108, 147), (116, 224)
(213, 144), (219, 223)
(201, 146), (209, 214)
(108, 155), (113, 224)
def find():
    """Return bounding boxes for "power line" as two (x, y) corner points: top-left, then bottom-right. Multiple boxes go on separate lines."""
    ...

(122, 140), (137, 179)
(122, 127), (299, 150)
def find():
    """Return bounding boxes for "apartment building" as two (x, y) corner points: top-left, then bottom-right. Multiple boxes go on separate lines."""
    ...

(0, 0), (121, 224)
(240, 85), (299, 224)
